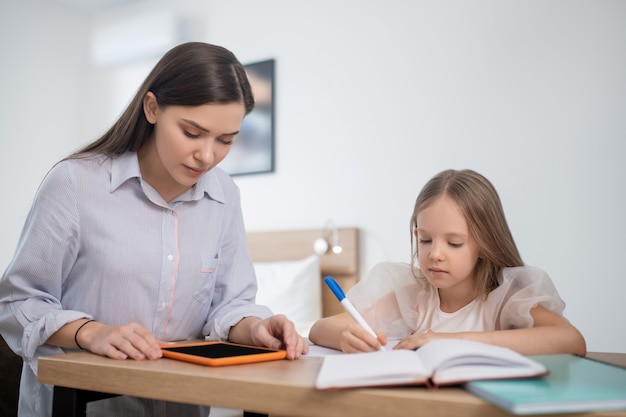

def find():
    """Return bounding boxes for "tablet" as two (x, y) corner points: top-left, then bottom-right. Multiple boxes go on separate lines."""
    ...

(161, 341), (287, 366)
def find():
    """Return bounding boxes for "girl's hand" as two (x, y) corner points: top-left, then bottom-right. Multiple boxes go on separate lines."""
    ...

(393, 329), (444, 350)
(338, 322), (387, 353)
(247, 314), (309, 360)
(76, 321), (163, 361)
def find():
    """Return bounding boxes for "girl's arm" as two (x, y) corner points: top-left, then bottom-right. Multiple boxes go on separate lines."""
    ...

(308, 312), (387, 352)
(394, 306), (587, 356)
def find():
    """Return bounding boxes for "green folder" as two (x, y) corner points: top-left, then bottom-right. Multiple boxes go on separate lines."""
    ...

(466, 354), (626, 415)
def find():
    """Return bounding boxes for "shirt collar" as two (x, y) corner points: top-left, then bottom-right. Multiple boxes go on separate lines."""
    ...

(110, 152), (141, 192)
(190, 168), (226, 203)
(110, 152), (226, 203)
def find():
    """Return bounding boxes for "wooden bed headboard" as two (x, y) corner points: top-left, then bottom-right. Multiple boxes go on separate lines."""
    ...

(247, 227), (359, 317)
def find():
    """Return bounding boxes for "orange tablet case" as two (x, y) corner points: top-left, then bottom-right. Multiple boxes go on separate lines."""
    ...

(161, 341), (287, 366)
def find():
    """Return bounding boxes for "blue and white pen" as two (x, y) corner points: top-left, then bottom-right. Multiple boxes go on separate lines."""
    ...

(324, 276), (385, 351)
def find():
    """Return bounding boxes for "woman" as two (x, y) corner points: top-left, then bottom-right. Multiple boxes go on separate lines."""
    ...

(0, 42), (307, 417)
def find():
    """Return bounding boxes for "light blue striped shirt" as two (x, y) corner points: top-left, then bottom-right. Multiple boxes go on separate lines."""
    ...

(0, 152), (272, 417)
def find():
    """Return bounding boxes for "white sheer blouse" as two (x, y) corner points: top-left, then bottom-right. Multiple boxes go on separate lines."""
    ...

(347, 262), (567, 339)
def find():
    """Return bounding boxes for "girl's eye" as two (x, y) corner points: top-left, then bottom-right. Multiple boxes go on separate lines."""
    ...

(418, 239), (432, 244)
(449, 242), (463, 248)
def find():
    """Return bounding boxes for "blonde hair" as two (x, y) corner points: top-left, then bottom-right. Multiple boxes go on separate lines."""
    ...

(409, 169), (524, 297)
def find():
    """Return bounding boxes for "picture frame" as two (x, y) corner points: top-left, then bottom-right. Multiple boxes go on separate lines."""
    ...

(220, 59), (275, 176)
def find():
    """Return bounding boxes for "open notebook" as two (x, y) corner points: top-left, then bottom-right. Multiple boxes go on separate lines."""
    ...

(314, 339), (547, 389)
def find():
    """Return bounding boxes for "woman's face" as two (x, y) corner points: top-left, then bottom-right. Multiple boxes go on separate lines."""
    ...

(140, 92), (246, 201)
(415, 195), (481, 298)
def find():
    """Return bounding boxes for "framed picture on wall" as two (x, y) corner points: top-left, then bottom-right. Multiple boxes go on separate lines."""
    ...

(220, 59), (275, 176)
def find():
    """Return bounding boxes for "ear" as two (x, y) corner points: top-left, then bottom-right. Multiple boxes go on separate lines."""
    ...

(143, 92), (159, 124)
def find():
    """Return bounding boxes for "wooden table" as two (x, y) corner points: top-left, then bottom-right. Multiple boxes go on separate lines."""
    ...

(37, 352), (626, 417)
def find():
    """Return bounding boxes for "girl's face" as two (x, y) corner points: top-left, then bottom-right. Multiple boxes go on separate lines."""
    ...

(140, 92), (246, 202)
(415, 195), (481, 297)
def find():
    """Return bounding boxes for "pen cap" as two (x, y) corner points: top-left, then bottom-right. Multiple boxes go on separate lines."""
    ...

(324, 276), (346, 301)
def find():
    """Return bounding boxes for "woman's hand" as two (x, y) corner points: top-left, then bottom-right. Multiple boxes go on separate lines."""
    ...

(75, 320), (163, 361)
(231, 315), (309, 359)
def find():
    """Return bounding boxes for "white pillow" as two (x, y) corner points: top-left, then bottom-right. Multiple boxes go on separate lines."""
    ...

(254, 255), (322, 336)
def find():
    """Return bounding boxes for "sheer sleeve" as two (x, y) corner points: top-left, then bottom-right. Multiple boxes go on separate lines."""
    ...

(346, 262), (431, 338)
(491, 266), (566, 330)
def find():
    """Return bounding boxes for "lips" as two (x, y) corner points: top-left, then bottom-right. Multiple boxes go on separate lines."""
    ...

(184, 165), (207, 176)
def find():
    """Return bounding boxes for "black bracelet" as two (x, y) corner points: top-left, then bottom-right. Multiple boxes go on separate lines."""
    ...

(74, 319), (95, 351)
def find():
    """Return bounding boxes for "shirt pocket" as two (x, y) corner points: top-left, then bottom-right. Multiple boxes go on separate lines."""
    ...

(193, 257), (219, 303)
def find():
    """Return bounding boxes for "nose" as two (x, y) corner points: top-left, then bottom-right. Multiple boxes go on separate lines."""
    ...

(429, 240), (444, 261)
(194, 139), (215, 166)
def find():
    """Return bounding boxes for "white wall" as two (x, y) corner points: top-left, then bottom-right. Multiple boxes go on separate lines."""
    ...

(0, 1), (88, 245)
(207, 0), (626, 353)
(1, 0), (624, 353)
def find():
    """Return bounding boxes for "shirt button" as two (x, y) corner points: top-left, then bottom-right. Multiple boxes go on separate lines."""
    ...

(160, 303), (167, 310)
(167, 254), (174, 261)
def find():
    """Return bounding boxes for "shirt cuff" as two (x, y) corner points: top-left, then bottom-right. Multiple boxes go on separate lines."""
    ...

(206, 304), (274, 341)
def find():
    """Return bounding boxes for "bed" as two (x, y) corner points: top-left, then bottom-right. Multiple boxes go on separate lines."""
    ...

(247, 227), (359, 335)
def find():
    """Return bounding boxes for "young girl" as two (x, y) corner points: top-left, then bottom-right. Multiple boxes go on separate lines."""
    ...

(0, 42), (307, 417)
(309, 169), (586, 356)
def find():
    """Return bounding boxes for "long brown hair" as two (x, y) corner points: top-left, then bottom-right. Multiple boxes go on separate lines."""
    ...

(410, 169), (524, 297)
(72, 42), (254, 158)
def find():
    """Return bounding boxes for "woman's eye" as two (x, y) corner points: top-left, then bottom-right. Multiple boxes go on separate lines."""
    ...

(218, 136), (235, 145)
(184, 131), (200, 139)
